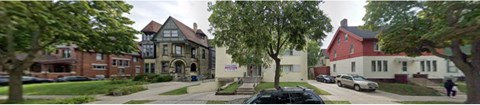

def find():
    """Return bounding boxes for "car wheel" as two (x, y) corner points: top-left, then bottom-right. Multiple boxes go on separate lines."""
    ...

(354, 85), (361, 91)
(370, 89), (376, 92)
(337, 82), (343, 87)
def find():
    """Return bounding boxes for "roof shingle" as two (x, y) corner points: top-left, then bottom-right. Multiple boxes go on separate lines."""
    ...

(141, 21), (162, 33)
(170, 17), (209, 47)
(341, 26), (378, 39)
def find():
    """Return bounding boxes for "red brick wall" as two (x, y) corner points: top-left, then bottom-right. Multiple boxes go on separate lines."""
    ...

(313, 66), (330, 76)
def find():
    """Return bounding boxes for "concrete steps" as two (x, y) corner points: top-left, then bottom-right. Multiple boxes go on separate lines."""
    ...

(236, 83), (256, 95)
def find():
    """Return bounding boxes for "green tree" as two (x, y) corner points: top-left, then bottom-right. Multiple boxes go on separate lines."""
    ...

(208, 1), (332, 88)
(307, 40), (322, 67)
(363, 1), (480, 103)
(0, 1), (138, 103)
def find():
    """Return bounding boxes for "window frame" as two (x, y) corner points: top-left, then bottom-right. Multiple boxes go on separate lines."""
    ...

(351, 62), (355, 72)
(402, 61), (407, 72)
(163, 44), (168, 56)
(174, 45), (182, 56)
(96, 53), (103, 60)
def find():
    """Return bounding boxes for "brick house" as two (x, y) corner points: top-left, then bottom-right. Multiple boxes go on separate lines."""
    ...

(1, 45), (143, 79)
(326, 19), (464, 82)
(140, 16), (210, 82)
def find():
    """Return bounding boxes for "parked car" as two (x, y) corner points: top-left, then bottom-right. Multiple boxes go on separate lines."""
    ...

(0, 76), (9, 86)
(316, 75), (335, 83)
(336, 74), (378, 91)
(243, 86), (325, 104)
(55, 76), (91, 82)
(22, 76), (54, 84)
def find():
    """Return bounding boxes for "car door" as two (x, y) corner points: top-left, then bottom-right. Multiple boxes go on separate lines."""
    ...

(343, 76), (354, 87)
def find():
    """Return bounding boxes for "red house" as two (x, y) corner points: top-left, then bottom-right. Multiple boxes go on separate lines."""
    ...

(326, 19), (464, 81)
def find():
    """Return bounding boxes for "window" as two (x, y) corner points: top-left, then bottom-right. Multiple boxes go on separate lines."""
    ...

(55, 50), (59, 54)
(135, 67), (140, 74)
(112, 59), (117, 66)
(175, 45), (182, 56)
(281, 65), (293, 72)
(191, 48), (196, 58)
(142, 44), (154, 57)
(377, 61), (382, 72)
(350, 44), (354, 54)
(283, 50), (293, 56)
(383, 60), (388, 72)
(420, 61), (425, 72)
(119, 68), (125, 74)
(447, 60), (459, 73)
(334, 50), (337, 58)
(162, 62), (169, 73)
(371, 61), (376, 72)
(345, 34), (348, 41)
(351, 62), (355, 72)
(96, 53), (103, 60)
(163, 30), (178, 37)
(163, 30), (171, 37)
(337, 37), (341, 44)
(426, 61), (431, 72)
(172, 30), (178, 37)
(374, 42), (381, 51)
(433, 60), (437, 72)
(333, 64), (336, 72)
(402, 61), (407, 72)
(163, 44), (168, 56)
(62, 49), (71, 58)
(144, 63), (150, 73)
(150, 63), (155, 73)
(125, 60), (129, 67)
(92, 65), (106, 70)
(133, 57), (138, 62)
(202, 49), (206, 59)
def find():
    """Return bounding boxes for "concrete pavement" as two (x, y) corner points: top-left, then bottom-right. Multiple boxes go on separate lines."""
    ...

(308, 80), (466, 104)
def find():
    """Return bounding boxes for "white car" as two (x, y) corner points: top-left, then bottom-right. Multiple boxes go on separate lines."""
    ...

(336, 74), (378, 91)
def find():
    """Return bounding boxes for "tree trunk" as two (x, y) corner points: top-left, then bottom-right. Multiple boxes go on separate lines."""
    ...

(463, 67), (480, 104)
(7, 67), (24, 103)
(273, 57), (281, 89)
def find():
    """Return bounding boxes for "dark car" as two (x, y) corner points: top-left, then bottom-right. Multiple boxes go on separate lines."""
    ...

(243, 86), (325, 104)
(0, 76), (9, 86)
(55, 76), (91, 82)
(316, 75), (335, 83)
(22, 76), (54, 84)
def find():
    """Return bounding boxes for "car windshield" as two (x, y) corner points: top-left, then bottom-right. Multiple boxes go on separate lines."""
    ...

(352, 76), (366, 81)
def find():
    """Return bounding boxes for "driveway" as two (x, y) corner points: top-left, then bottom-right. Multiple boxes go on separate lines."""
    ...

(308, 80), (466, 104)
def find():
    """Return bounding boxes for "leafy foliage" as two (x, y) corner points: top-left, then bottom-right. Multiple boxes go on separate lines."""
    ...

(133, 74), (173, 83)
(363, 1), (480, 103)
(208, 1), (332, 87)
(307, 40), (322, 67)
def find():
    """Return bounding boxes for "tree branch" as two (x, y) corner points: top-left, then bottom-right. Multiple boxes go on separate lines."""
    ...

(424, 45), (450, 59)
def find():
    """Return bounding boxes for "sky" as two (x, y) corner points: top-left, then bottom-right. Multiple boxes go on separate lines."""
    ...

(125, 0), (367, 49)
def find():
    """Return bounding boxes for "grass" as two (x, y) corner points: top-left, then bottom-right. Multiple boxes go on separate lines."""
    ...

(0, 96), (95, 104)
(255, 82), (331, 95)
(159, 86), (188, 95)
(206, 100), (227, 104)
(0, 80), (146, 95)
(124, 100), (154, 104)
(396, 101), (463, 104)
(221, 82), (241, 92)
(324, 100), (351, 104)
(377, 82), (442, 96)
(456, 81), (467, 93)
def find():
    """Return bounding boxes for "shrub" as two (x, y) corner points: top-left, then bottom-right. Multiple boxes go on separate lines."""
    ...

(133, 74), (172, 83)
(109, 78), (131, 84)
(53, 96), (96, 104)
(106, 85), (147, 96)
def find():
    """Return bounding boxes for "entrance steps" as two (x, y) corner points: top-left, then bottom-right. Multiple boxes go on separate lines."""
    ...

(236, 83), (256, 95)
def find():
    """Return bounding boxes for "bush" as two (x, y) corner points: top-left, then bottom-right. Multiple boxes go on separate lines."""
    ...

(106, 85), (147, 96)
(53, 96), (96, 104)
(133, 74), (173, 83)
(109, 78), (131, 84)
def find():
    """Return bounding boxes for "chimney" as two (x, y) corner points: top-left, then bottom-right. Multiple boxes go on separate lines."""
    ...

(340, 19), (348, 27)
(193, 22), (198, 33)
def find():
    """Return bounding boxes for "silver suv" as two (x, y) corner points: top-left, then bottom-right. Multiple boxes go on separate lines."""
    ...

(336, 74), (378, 91)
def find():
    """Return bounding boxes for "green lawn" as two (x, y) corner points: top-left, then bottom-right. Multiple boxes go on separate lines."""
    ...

(124, 100), (154, 104)
(159, 86), (188, 95)
(456, 82), (467, 93)
(221, 82), (241, 92)
(0, 96), (95, 104)
(255, 82), (331, 95)
(396, 101), (463, 104)
(325, 100), (351, 104)
(0, 80), (144, 95)
(206, 100), (227, 104)
(378, 82), (441, 96)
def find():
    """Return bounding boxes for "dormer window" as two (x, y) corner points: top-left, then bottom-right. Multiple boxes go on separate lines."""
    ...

(143, 34), (154, 41)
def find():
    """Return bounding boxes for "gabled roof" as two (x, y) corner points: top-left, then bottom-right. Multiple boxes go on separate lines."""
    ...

(326, 26), (379, 52)
(141, 21), (162, 33)
(341, 26), (378, 39)
(169, 17), (209, 47)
